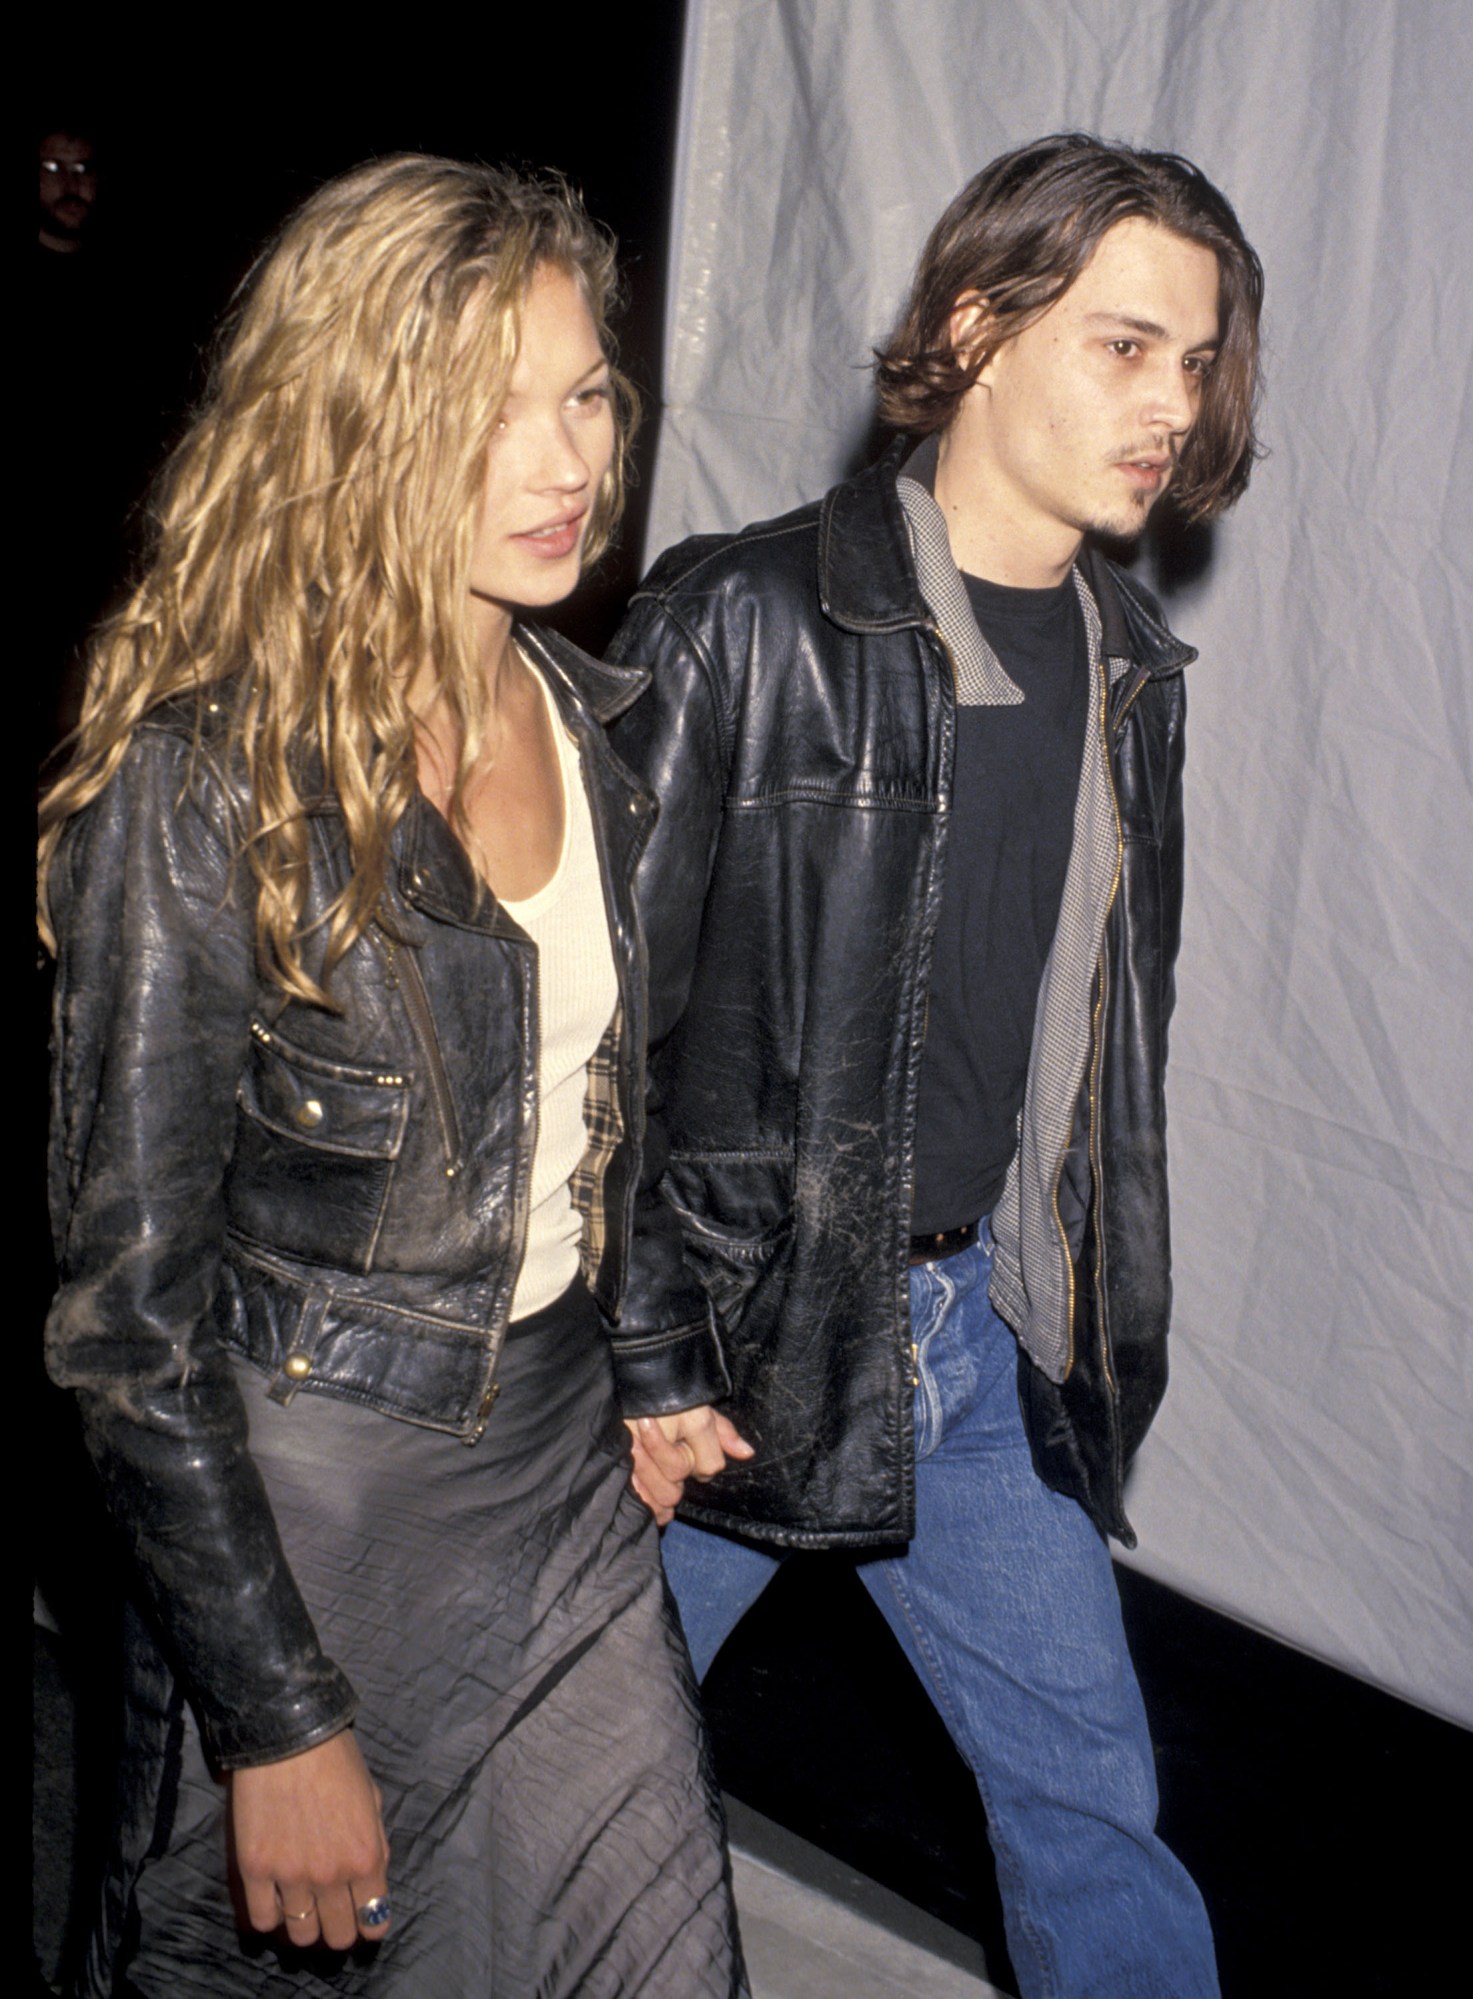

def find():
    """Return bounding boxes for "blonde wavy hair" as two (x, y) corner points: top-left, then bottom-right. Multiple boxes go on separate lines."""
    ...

(38, 154), (637, 1002)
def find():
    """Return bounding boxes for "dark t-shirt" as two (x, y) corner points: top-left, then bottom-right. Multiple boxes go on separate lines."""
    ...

(909, 570), (1090, 1234)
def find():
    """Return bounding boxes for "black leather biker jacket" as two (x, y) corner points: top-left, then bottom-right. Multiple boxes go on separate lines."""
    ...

(45, 626), (717, 1769)
(608, 448), (1194, 1548)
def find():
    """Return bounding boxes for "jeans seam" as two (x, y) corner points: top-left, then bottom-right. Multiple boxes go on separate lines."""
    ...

(872, 1554), (1063, 1999)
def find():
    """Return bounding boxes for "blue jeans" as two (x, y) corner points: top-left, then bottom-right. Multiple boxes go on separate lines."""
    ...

(662, 1230), (1219, 1999)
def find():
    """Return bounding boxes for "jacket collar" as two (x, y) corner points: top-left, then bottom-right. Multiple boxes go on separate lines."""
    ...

(818, 436), (1195, 678)
(396, 621), (653, 935)
(1077, 543), (1195, 676)
(514, 621), (651, 724)
(818, 440), (932, 634)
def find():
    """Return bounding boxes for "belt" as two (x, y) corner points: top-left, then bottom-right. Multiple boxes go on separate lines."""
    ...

(908, 1220), (980, 1266)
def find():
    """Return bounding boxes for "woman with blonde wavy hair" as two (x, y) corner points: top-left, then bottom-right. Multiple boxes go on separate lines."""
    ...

(41, 156), (747, 1996)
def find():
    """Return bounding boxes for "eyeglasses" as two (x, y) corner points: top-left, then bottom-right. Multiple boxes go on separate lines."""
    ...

(41, 159), (97, 180)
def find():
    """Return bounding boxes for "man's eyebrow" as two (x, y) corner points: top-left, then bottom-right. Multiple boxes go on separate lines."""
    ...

(1082, 310), (1220, 350)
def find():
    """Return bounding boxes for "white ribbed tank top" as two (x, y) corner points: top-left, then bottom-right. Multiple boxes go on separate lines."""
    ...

(500, 658), (618, 1321)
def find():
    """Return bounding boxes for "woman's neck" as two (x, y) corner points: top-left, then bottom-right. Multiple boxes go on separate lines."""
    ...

(406, 594), (518, 741)
(468, 586), (516, 702)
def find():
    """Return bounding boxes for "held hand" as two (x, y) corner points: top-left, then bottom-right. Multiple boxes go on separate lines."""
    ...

(230, 1729), (391, 1950)
(625, 1406), (755, 1525)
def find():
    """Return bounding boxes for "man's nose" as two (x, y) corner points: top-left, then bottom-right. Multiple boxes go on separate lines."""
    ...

(1147, 360), (1198, 437)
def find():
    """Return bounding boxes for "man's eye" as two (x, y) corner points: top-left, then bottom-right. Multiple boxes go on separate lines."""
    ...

(1108, 340), (1140, 358)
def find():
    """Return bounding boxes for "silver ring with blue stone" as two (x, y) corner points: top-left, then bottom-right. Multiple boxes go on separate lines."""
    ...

(358, 1896), (391, 1929)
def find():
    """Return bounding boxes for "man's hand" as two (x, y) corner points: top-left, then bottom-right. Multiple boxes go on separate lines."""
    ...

(230, 1728), (391, 1950)
(626, 1405), (755, 1526)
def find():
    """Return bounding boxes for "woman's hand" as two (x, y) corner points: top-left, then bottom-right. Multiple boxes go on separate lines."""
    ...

(229, 1729), (391, 1950)
(626, 1405), (756, 1525)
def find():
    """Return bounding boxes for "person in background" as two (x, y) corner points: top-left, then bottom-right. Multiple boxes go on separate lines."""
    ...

(611, 132), (1263, 1999)
(36, 123), (118, 754)
(39, 127), (99, 254)
(41, 154), (744, 1997)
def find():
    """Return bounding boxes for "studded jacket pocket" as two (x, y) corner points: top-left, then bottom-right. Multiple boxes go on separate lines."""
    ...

(236, 1022), (410, 1158)
(230, 1024), (410, 1272)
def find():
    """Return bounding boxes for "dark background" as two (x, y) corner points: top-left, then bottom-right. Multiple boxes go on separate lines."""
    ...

(34, 18), (1466, 1996)
(35, 24), (689, 762)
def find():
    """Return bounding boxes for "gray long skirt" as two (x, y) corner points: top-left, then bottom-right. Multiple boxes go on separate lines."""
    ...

(83, 1282), (746, 1996)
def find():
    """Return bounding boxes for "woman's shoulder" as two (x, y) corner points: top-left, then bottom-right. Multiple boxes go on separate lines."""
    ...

(132, 686), (238, 760)
(60, 691), (248, 875)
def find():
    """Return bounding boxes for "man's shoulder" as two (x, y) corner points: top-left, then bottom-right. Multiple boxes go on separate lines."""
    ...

(632, 495), (827, 609)
(627, 447), (926, 646)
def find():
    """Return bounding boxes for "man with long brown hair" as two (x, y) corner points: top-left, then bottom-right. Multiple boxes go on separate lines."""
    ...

(612, 134), (1263, 1994)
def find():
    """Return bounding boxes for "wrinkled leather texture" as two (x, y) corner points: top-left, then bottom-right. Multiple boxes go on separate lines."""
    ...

(43, 625), (712, 1768)
(608, 448), (1191, 1546)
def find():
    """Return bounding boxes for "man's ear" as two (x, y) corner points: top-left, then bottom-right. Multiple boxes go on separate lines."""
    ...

(948, 292), (996, 378)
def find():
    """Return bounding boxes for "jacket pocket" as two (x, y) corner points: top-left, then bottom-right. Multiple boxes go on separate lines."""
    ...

(217, 1246), (496, 1435)
(662, 1153), (794, 1334)
(229, 1023), (410, 1273)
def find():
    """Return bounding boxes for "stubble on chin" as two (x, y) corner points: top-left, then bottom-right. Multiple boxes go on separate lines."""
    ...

(1080, 497), (1155, 546)
(1088, 466), (1175, 544)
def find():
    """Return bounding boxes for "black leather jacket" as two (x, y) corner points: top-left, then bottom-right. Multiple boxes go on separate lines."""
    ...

(45, 626), (710, 1770)
(608, 450), (1193, 1548)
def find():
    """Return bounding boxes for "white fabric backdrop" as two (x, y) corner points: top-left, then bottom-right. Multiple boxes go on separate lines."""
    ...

(645, 0), (1473, 1725)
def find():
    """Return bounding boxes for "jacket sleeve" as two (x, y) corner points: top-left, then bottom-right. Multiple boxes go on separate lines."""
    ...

(604, 589), (734, 1407)
(45, 730), (358, 1770)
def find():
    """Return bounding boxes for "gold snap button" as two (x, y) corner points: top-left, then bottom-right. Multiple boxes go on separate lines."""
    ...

(283, 1352), (312, 1381)
(294, 1098), (325, 1129)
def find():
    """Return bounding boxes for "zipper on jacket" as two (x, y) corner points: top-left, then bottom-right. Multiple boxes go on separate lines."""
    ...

(1109, 663), (1151, 739)
(898, 619), (958, 1400)
(372, 929), (462, 1177)
(468, 1378), (502, 1441)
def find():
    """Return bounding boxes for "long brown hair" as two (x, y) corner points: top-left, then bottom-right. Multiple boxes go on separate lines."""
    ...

(38, 155), (637, 1002)
(876, 133), (1263, 521)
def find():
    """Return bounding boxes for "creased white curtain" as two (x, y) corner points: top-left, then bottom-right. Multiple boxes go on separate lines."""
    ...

(647, 0), (1473, 1725)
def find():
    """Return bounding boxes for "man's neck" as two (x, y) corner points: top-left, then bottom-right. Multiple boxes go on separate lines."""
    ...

(932, 429), (1082, 590)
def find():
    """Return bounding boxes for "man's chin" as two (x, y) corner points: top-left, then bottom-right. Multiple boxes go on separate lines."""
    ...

(1083, 504), (1153, 546)
(1079, 477), (1175, 543)
(40, 211), (86, 244)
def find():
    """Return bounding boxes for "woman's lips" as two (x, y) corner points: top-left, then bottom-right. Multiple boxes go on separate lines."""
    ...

(511, 511), (586, 559)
